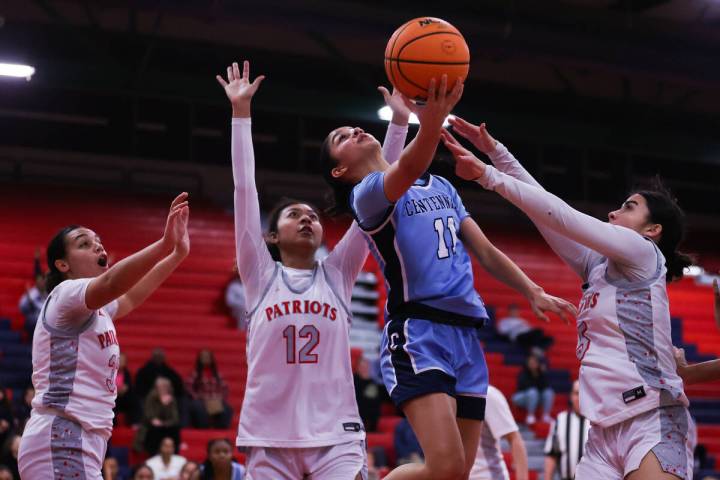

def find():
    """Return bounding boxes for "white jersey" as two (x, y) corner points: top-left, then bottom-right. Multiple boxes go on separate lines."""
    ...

(481, 143), (688, 429)
(30, 278), (120, 439)
(469, 385), (519, 480)
(236, 262), (364, 447)
(576, 247), (687, 427)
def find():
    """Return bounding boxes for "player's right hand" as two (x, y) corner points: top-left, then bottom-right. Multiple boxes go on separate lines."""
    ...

(448, 116), (498, 155)
(216, 60), (265, 110)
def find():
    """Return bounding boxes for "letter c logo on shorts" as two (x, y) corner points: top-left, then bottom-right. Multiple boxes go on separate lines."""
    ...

(389, 332), (400, 351)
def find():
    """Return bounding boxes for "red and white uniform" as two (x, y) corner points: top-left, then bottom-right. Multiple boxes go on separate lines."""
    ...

(19, 278), (119, 480)
(231, 118), (406, 476)
(479, 143), (694, 479)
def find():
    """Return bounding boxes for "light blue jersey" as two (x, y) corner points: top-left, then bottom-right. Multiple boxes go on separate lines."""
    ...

(350, 171), (488, 324)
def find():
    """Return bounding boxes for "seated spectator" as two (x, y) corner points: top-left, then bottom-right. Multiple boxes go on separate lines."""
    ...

(199, 438), (245, 480)
(394, 417), (423, 465)
(18, 250), (47, 339)
(496, 304), (553, 354)
(132, 464), (155, 480)
(103, 456), (121, 480)
(512, 354), (555, 425)
(0, 387), (14, 448)
(115, 352), (140, 426)
(146, 437), (187, 480)
(179, 461), (200, 480)
(0, 466), (12, 480)
(0, 434), (20, 480)
(353, 356), (385, 432)
(135, 377), (180, 456)
(224, 267), (247, 330)
(12, 386), (33, 431)
(135, 349), (185, 401)
(187, 349), (233, 429)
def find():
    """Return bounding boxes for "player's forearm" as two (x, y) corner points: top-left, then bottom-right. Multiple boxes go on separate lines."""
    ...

(479, 244), (543, 301)
(678, 358), (720, 385)
(396, 123), (441, 180)
(510, 434), (529, 480)
(382, 122), (409, 165)
(543, 457), (557, 480)
(117, 251), (186, 316)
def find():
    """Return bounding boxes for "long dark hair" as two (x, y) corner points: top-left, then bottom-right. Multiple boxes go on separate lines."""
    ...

(632, 177), (693, 282)
(193, 349), (220, 388)
(320, 136), (354, 217)
(45, 225), (81, 293)
(265, 197), (322, 262)
(201, 438), (235, 480)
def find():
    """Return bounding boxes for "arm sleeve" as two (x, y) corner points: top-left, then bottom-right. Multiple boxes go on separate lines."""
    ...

(324, 222), (369, 302)
(231, 118), (276, 307)
(382, 122), (409, 165)
(351, 172), (394, 230)
(488, 142), (599, 280)
(485, 387), (519, 439)
(45, 279), (94, 329)
(478, 165), (658, 280)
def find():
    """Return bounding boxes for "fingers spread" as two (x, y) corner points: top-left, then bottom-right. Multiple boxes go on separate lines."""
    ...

(241, 60), (248, 80)
(216, 75), (228, 88)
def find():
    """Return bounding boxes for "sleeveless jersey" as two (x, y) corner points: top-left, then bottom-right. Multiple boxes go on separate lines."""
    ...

(236, 262), (365, 448)
(576, 245), (687, 427)
(351, 172), (488, 323)
(30, 278), (120, 439)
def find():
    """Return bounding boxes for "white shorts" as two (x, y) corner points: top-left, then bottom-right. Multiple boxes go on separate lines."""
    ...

(576, 406), (695, 480)
(18, 412), (108, 480)
(245, 440), (367, 480)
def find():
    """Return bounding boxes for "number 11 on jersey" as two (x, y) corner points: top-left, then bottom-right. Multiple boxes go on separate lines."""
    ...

(434, 216), (458, 259)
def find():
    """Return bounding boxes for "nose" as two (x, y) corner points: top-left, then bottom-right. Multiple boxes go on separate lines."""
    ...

(608, 211), (616, 221)
(352, 127), (364, 136)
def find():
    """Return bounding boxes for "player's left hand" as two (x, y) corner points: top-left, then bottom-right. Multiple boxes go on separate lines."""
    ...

(528, 290), (577, 324)
(441, 128), (487, 181)
(673, 346), (688, 370)
(378, 86), (411, 126)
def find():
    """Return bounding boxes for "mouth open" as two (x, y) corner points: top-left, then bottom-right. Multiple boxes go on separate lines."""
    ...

(299, 226), (313, 235)
(98, 255), (108, 267)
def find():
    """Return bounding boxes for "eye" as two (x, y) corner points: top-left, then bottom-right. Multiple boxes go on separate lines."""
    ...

(309, 214), (319, 221)
(288, 211), (297, 217)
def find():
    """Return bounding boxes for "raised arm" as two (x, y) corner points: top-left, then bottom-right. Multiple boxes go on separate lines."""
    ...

(442, 130), (657, 280)
(379, 86), (410, 165)
(115, 196), (190, 319)
(383, 76), (463, 202)
(448, 117), (598, 279)
(216, 61), (275, 304)
(85, 193), (188, 311)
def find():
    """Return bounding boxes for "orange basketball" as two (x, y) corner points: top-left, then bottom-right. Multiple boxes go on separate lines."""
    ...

(384, 17), (470, 101)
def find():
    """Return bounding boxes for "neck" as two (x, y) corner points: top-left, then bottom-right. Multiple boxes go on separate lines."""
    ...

(162, 454), (171, 464)
(279, 250), (316, 270)
(350, 152), (388, 184)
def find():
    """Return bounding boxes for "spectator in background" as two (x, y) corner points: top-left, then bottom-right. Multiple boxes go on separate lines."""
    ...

(135, 349), (185, 401)
(18, 250), (47, 340)
(0, 434), (20, 480)
(132, 464), (155, 480)
(12, 387), (32, 431)
(103, 456), (121, 480)
(135, 377), (180, 456)
(470, 385), (528, 480)
(199, 438), (245, 480)
(512, 353), (555, 425)
(224, 265), (247, 330)
(496, 304), (553, 354)
(0, 387), (14, 448)
(0, 466), (12, 480)
(146, 437), (187, 480)
(353, 356), (384, 432)
(187, 349), (232, 429)
(544, 380), (591, 480)
(178, 461), (200, 480)
(394, 417), (423, 466)
(114, 352), (140, 426)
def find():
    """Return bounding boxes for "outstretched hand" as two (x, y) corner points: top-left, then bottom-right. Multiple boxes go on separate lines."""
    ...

(440, 128), (487, 181)
(528, 290), (577, 324)
(448, 116), (498, 155)
(378, 86), (412, 126)
(216, 60), (265, 117)
(162, 192), (190, 257)
(414, 75), (464, 131)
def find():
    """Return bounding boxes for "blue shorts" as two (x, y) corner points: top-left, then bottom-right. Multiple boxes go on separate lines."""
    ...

(380, 317), (488, 420)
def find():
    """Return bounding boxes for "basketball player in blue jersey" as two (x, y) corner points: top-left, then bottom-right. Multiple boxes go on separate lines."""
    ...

(320, 76), (576, 480)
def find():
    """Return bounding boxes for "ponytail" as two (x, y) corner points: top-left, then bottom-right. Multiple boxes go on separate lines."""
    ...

(633, 177), (694, 282)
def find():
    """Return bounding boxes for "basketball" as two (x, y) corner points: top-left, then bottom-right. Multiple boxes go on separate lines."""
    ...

(384, 17), (470, 101)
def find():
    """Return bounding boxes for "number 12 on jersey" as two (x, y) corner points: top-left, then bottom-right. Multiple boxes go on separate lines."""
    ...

(283, 325), (320, 364)
(434, 216), (458, 259)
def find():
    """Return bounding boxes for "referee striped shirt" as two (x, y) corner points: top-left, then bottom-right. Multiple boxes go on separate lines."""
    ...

(544, 410), (590, 480)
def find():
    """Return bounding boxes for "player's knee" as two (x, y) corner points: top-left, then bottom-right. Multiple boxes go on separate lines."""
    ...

(427, 450), (466, 480)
